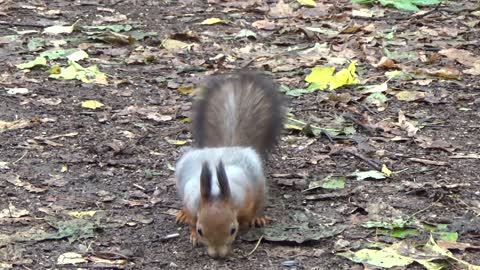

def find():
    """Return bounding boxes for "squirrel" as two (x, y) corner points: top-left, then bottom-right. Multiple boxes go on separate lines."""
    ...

(174, 72), (285, 258)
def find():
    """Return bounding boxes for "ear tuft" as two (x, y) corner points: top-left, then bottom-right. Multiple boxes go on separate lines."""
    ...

(200, 162), (212, 201)
(216, 161), (231, 201)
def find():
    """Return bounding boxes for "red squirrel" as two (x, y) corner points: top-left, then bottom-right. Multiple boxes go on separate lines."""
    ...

(175, 72), (285, 258)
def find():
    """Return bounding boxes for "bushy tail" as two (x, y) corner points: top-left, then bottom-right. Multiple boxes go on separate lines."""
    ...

(192, 72), (284, 157)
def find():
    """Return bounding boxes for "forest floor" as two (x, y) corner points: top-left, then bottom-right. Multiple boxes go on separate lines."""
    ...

(1, 0), (479, 269)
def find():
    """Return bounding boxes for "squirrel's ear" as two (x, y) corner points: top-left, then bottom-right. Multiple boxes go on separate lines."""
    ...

(216, 161), (231, 201)
(200, 162), (212, 201)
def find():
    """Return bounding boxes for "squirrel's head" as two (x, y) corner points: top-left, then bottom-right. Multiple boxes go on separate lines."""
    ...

(197, 161), (239, 258)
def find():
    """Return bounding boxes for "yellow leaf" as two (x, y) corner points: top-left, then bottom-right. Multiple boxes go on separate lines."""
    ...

(61, 165), (68, 173)
(67, 210), (97, 218)
(330, 61), (360, 90)
(305, 66), (336, 90)
(81, 100), (104, 109)
(162, 39), (191, 51)
(394, 90), (425, 102)
(177, 85), (196, 95)
(199, 18), (225, 25)
(297, 0), (316, 7)
(165, 138), (188, 145)
(381, 164), (392, 177)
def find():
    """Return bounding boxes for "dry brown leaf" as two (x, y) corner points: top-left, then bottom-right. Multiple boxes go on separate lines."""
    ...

(408, 158), (448, 166)
(373, 56), (396, 69)
(252, 19), (276, 30)
(439, 48), (480, 67)
(415, 135), (455, 152)
(398, 111), (418, 137)
(437, 240), (480, 251)
(269, 0), (293, 17)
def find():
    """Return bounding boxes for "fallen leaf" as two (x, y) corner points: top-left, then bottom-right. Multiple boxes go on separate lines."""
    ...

(373, 56), (396, 69)
(394, 90), (426, 102)
(269, 0), (293, 17)
(439, 48), (480, 67)
(0, 119), (32, 132)
(199, 18), (225, 25)
(381, 164), (392, 177)
(165, 138), (188, 145)
(398, 110), (418, 137)
(408, 158), (448, 166)
(43, 24), (75, 35)
(162, 39), (192, 51)
(415, 135), (455, 152)
(350, 170), (386, 181)
(67, 210), (97, 218)
(57, 252), (87, 265)
(297, 0), (316, 7)
(81, 100), (104, 109)
(0, 204), (29, 218)
(307, 176), (346, 190)
(6, 88), (29, 95)
(16, 56), (47, 69)
(66, 49), (89, 61)
(252, 19), (276, 30)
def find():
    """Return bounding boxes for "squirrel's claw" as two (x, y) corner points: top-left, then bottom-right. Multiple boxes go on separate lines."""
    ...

(251, 215), (272, 228)
(175, 209), (189, 224)
(190, 227), (198, 247)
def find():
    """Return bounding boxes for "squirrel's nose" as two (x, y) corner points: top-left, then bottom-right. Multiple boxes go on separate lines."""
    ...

(208, 246), (230, 259)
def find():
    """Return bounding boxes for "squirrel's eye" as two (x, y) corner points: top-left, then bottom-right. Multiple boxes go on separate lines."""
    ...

(197, 228), (203, 237)
(230, 226), (237, 236)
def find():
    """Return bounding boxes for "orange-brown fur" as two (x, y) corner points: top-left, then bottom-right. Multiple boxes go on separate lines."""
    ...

(176, 72), (284, 258)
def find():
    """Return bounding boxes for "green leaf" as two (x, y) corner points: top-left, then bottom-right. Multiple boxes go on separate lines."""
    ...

(365, 92), (388, 104)
(40, 48), (78, 60)
(27, 38), (45, 51)
(49, 61), (107, 85)
(385, 70), (413, 81)
(412, 0), (440, 6)
(339, 248), (414, 268)
(308, 176), (346, 190)
(16, 56), (47, 69)
(435, 231), (458, 242)
(390, 228), (418, 238)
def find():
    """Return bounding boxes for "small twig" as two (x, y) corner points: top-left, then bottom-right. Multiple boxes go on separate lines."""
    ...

(247, 235), (264, 257)
(343, 113), (376, 134)
(321, 130), (335, 143)
(352, 100), (378, 115)
(343, 149), (382, 171)
(409, 194), (444, 220)
(133, 183), (146, 191)
(12, 150), (28, 165)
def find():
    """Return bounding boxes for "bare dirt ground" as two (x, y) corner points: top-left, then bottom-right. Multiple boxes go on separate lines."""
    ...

(1, 0), (479, 269)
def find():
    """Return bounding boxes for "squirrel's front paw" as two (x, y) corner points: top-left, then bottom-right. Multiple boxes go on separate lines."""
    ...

(250, 215), (272, 228)
(190, 227), (198, 247)
(175, 209), (189, 224)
